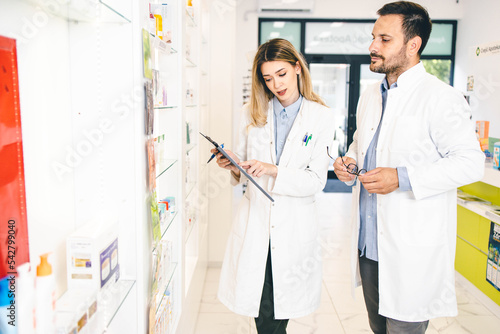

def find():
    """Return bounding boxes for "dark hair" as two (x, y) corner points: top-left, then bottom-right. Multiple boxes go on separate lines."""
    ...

(377, 1), (432, 56)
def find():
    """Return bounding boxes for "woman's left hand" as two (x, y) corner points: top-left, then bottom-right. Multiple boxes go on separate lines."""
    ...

(239, 160), (278, 178)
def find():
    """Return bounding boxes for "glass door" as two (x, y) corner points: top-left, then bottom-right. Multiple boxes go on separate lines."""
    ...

(309, 63), (350, 171)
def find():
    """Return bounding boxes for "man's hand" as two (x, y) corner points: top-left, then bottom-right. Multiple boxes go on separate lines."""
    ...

(211, 148), (240, 175)
(239, 160), (278, 178)
(358, 167), (399, 194)
(333, 156), (356, 182)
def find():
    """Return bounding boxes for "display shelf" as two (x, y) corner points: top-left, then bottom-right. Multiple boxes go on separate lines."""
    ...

(185, 8), (197, 27)
(151, 34), (177, 55)
(155, 263), (178, 315)
(156, 159), (178, 179)
(185, 181), (197, 199)
(100, 280), (136, 331)
(186, 143), (197, 154)
(154, 105), (178, 110)
(482, 162), (500, 188)
(56, 280), (135, 333)
(457, 192), (500, 225)
(23, 0), (131, 23)
(185, 57), (197, 67)
(153, 211), (179, 253)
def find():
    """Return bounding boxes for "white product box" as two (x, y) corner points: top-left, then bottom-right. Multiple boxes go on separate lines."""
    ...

(66, 218), (120, 291)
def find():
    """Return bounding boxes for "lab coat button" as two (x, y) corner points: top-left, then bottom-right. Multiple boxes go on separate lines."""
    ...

(271, 225), (275, 228)
(272, 246), (275, 250)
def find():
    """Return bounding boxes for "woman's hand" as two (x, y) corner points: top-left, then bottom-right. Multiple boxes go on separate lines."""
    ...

(211, 148), (240, 175)
(239, 160), (278, 178)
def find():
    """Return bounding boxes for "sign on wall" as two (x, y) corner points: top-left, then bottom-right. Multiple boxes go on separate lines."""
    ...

(0, 35), (30, 276)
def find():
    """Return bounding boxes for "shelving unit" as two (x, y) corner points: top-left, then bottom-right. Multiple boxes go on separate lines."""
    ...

(3, 0), (210, 332)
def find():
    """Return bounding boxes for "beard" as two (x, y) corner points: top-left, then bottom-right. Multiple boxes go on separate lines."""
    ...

(370, 45), (408, 76)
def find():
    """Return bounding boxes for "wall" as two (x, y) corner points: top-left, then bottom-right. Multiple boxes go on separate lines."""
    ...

(207, 0), (236, 264)
(0, 1), (74, 296)
(454, 0), (500, 139)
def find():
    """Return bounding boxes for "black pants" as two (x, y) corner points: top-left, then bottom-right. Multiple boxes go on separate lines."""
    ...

(359, 254), (429, 334)
(254, 245), (289, 334)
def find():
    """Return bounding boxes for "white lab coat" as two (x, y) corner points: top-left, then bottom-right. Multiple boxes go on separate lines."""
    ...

(218, 98), (335, 319)
(346, 63), (484, 321)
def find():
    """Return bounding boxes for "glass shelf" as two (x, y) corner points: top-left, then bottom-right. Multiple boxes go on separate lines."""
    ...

(185, 181), (197, 200)
(154, 105), (178, 110)
(185, 57), (197, 68)
(150, 34), (177, 55)
(153, 211), (179, 252)
(156, 159), (177, 179)
(24, 0), (131, 23)
(155, 263), (178, 315)
(186, 143), (197, 154)
(185, 219), (197, 243)
(100, 280), (136, 331)
(185, 8), (197, 27)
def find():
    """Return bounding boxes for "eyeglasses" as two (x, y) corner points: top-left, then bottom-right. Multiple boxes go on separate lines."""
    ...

(326, 146), (367, 176)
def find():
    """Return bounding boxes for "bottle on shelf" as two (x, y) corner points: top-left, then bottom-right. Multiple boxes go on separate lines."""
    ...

(0, 276), (16, 334)
(35, 253), (56, 334)
(17, 262), (36, 334)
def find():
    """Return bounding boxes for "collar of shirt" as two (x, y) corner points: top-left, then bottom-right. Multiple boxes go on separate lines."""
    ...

(273, 95), (303, 119)
(380, 76), (398, 94)
(388, 61), (426, 90)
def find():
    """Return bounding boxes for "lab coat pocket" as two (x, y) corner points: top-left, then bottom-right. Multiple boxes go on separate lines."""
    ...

(399, 197), (446, 246)
(232, 195), (251, 240)
(292, 200), (318, 244)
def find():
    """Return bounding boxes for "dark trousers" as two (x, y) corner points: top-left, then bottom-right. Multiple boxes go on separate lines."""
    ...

(254, 246), (289, 334)
(359, 254), (429, 334)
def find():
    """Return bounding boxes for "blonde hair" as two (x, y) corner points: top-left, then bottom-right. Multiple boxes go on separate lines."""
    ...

(249, 38), (326, 128)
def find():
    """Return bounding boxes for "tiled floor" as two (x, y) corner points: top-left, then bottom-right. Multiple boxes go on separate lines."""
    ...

(194, 192), (500, 333)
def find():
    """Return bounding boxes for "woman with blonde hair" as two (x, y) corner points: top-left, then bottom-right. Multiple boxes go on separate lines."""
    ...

(212, 38), (335, 333)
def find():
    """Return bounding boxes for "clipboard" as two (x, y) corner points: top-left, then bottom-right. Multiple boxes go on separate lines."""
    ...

(199, 132), (275, 202)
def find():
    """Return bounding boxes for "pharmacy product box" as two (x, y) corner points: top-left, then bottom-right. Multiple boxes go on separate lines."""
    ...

(67, 218), (120, 291)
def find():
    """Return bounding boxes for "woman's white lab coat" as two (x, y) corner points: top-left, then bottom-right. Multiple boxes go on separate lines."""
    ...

(217, 99), (335, 319)
(346, 63), (484, 321)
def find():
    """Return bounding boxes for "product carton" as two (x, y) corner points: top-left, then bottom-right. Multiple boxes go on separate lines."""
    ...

(66, 218), (120, 291)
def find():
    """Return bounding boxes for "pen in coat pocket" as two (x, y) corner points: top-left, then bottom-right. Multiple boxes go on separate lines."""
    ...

(305, 134), (312, 146)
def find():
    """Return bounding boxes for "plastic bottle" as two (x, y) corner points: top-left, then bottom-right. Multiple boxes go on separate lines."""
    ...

(17, 263), (35, 334)
(35, 253), (55, 334)
(0, 275), (17, 334)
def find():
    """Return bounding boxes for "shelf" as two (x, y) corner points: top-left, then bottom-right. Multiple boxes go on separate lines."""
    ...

(186, 143), (197, 154)
(185, 8), (197, 27)
(185, 181), (197, 199)
(481, 162), (500, 188)
(155, 263), (178, 315)
(154, 211), (179, 252)
(156, 159), (177, 179)
(154, 105), (178, 110)
(101, 280), (136, 331)
(185, 57), (197, 67)
(185, 218), (197, 243)
(56, 280), (135, 333)
(150, 34), (177, 55)
(457, 192), (500, 225)
(24, 0), (131, 23)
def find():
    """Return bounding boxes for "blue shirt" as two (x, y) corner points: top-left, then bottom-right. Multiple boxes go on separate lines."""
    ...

(273, 95), (302, 164)
(358, 79), (412, 261)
